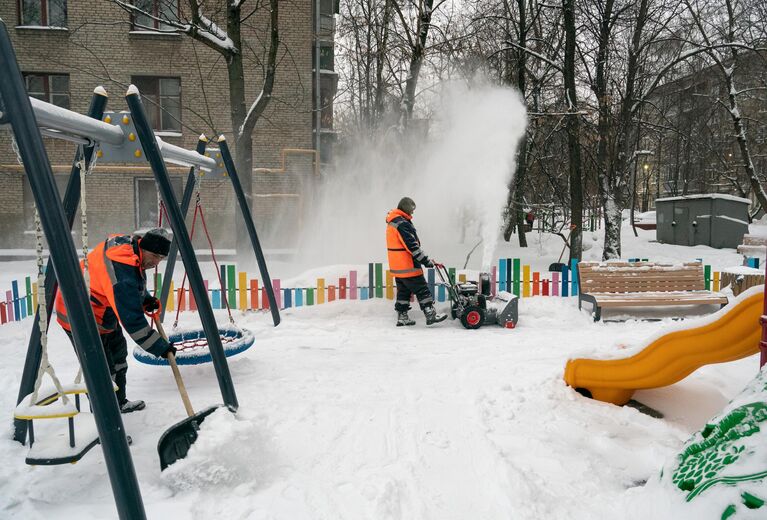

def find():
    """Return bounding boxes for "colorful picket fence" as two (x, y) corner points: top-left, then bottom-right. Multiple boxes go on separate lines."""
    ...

(0, 258), (745, 326)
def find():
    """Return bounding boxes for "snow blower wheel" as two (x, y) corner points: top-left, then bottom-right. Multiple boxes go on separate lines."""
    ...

(461, 306), (485, 329)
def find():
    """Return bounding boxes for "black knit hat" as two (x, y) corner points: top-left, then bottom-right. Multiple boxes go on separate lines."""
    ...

(139, 228), (172, 256)
(397, 197), (416, 215)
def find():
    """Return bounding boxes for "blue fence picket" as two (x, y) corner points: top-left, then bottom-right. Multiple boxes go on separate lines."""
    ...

(295, 288), (303, 307)
(12, 280), (20, 320)
(499, 259), (507, 292)
(570, 258), (579, 296)
(561, 266), (569, 297)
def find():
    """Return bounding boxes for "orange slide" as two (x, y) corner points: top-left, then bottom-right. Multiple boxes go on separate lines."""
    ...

(564, 287), (764, 405)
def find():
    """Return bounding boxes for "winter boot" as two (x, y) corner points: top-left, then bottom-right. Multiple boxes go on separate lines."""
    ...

(424, 305), (447, 325)
(120, 399), (146, 414)
(397, 311), (416, 326)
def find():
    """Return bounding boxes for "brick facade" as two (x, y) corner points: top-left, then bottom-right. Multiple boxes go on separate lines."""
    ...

(0, 0), (324, 250)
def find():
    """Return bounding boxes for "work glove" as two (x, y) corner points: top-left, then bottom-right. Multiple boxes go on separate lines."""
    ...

(423, 258), (434, 268)
(160, 342), (177, 359)
(143, 296), (160, 313)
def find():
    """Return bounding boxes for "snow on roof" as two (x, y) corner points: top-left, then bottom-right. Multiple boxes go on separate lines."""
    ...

(655, 193), (752, 204)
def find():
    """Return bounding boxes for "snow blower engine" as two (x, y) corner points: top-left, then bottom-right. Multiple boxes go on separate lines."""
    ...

(434, 264), (519, 330)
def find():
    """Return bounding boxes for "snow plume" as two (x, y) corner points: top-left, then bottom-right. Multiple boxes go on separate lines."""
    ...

(298, 80), (526, 271)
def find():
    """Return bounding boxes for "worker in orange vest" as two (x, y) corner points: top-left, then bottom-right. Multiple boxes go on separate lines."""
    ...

(55, 228), (176, 413)
(386, 197), (447, 327)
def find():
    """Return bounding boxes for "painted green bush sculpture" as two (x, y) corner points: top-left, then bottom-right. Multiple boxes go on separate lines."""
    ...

(666, 371), (767, 518)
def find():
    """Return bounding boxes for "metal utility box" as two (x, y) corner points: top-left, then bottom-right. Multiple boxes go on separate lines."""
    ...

(655, 194), (750, 249)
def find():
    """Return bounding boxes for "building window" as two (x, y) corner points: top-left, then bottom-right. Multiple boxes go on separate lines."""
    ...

(132, 0), (179, 31)
(319, 74), (337, 130)
(131, 76), (181, 132)
(18, 0), (67, 27)
(134, 177), (183, 229)
(24, 73), (70, 108)
(319, 43), (334, 71)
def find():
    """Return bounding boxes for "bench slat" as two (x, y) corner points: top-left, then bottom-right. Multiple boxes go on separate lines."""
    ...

(598, 297), (728, 308)
(584, 281), (705, 291)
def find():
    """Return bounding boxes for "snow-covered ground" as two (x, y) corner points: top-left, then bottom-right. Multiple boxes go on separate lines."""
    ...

(0, 223), (763, 519)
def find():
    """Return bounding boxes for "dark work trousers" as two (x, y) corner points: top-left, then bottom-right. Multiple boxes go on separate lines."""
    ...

(394, 274), (434, 312)
(65, 327), (129, 405)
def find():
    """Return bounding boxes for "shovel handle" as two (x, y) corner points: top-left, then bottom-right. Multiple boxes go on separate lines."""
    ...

(153, 316), (196, 417)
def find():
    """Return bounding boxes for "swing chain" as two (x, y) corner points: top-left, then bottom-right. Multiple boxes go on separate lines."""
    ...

(10, 134), (23, 166)
(74, 144), (97, 386)
(10, 136), (71, 405)
(78, 143), (97, 292)
(194, 166), (202, 206)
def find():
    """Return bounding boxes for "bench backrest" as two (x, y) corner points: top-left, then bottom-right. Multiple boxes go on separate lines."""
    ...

(578, 261), (706, 294)
(741, 235), (767, 246)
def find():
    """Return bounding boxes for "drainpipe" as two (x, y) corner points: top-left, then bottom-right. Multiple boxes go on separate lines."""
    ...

(313, 0), (322, 158)
(760, 258), (767, 368)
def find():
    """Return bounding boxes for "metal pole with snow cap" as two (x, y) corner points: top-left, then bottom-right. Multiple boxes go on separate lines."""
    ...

(125, 84), (238, 469)
(159, 135), (209, 320)
(14, 86), (109, 445)
(216, 135), (281, 326)
(0, 19), (146, 519)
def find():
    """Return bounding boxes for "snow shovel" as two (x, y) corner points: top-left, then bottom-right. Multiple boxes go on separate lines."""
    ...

(152, 315), (221, 470)
(549, 225), (576, 272)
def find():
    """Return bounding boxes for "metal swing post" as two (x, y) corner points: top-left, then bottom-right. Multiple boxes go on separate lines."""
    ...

(0, 20), (146, 520)
(159, 136), (208, 321)
(125, 87), (239, 410)
(217, 137), (281, 326)
(14, 88), (108, 445)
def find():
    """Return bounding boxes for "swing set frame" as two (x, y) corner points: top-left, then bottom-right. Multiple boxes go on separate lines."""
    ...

(0, 17), (278, 520)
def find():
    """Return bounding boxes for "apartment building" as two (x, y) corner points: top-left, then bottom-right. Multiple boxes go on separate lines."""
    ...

(0, 0), (338, 250)
(639, 52), (767, 211)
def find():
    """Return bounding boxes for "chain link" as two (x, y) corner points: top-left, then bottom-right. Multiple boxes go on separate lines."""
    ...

(10, 134), (24, 166)
(194, 166), (202, 205)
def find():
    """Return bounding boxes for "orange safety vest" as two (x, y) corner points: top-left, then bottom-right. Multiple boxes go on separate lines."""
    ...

(55, 235), (144, 334)
(386, 209), (422, 278)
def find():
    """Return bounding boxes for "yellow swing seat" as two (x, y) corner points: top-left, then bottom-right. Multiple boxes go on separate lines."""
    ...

(14, 382), (119, 465)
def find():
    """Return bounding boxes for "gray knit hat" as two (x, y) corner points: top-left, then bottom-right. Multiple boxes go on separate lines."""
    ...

(397, 197), (416, 215)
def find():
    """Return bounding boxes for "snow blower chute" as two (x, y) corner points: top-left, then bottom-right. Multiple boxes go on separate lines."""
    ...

(434, 264), (519, 330)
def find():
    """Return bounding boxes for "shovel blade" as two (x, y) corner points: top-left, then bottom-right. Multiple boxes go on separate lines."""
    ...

(158, 405), (221, 470)
(548, 262), (567, 272)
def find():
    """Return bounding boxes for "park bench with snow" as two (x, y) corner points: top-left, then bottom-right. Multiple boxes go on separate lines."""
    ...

(577, 261), (728, 321)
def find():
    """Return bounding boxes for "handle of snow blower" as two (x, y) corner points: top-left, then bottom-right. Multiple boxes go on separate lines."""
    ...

(432, 263), (449, 283)
(152, 314), (195, 417)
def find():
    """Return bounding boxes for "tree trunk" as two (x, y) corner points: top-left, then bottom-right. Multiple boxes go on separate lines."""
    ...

(593, 0), (616, 260)
(726, 75), (767, 214)
(374, 0), (392, 124)
(399, 0), (434, 130)
(562, 0), (583, 261)
(720, 0), (767, 214)
(223, 3), (252, 254)
(513, 0), (528, 247)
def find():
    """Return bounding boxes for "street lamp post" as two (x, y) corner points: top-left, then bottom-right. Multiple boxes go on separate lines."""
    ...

(631, 150), (654, 237)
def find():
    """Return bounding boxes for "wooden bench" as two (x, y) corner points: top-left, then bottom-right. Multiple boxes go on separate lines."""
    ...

(578, 261), (728, 321)
(737, 234), (767, 258)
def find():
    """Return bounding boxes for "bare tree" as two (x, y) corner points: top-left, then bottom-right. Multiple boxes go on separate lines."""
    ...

(111, 0), (280, 250)
(682, 0), (767, 214)
(561, 0), (584, 260)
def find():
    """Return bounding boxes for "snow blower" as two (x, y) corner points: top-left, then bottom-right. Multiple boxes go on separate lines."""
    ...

(434, 264), (519, 330)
